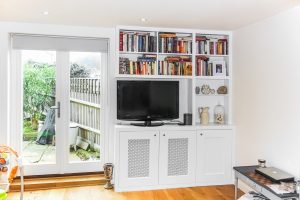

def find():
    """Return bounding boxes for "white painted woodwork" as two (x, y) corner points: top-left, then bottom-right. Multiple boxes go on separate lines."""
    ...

(196, 129), (232, 185)
(159, 130), (196, 185)
(115, 126), (234, 192)
(119, 131), (159, 188)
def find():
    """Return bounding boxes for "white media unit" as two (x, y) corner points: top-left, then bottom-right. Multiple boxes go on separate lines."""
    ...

(114, 26), (234, 192)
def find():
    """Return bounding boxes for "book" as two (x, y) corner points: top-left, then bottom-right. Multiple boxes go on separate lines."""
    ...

(158, 56), (192, 76)
(159, 33), (192, 54)
(119, 31), (157, 53)
(119, 32), (123, 52)
(196, 36), (228, 55)
(119, 55), (156, 75)
(196, 56), (220, 76)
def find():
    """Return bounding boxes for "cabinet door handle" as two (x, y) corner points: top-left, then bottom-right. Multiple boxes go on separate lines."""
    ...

(163, 134), (166, 136)
(200, 133), (203, 136)
(154, 134), (157, 136)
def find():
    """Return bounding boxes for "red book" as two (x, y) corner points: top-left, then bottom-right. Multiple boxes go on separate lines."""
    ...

(119, 32), (123, 51)
(179, 41), (183, 53)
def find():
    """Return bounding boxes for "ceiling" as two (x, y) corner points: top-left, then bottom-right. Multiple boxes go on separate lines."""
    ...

(0, 0), (299, 30)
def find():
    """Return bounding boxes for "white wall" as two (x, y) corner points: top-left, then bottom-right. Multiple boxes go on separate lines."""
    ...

(233, 6), (300, 179)
(0, 30), (9, 145)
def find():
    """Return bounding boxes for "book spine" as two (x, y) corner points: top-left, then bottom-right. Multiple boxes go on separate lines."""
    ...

(123, 33), (127, 52)
(146, 35), (149, 52)
(127, 34), (130, 52)
(119, 32), (123, 51)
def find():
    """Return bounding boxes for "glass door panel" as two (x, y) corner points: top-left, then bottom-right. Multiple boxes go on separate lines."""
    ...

(22, 50), (57, 165)
(69, 52), (101, 163)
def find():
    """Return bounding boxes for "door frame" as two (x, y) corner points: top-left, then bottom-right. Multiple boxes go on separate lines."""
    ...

(9, 36), (109, 175)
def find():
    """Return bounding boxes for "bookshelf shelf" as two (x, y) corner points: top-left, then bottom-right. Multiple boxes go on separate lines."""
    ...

(119, 51), (157, 55)
(196, 54), (229, 57)
(194, 122), (232, 129)
(116, 26), (232, 126)
(195, 94), (228, 97)
(194, 76), (230, 80)
(115, 74), (193, 79)
(158, 53), (192, 56)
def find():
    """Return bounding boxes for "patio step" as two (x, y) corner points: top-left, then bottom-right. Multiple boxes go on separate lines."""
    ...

(9, 173), (106, 192)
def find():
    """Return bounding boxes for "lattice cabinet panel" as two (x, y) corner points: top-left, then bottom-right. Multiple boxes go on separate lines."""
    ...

(159, 131), (196, 185)
(119, 131), (159, 188)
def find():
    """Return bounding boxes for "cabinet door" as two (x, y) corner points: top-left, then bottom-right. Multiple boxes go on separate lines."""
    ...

(196, 129), (232, 185)
(159, 131), (197, 185)
(119, 131), (159, 188)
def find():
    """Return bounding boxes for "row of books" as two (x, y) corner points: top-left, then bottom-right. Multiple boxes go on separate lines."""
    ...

(196, 56), (213, 76)
(119, 56), (193, 76)
(158, 61), (192, 76)
(158, 56), (192, 76)
(119, 56), (156, 75)
(159, 33), (192, 54)
(196, 36), (228, 55)
(119, 32), (157, 52)
(196, 56), (227, 76)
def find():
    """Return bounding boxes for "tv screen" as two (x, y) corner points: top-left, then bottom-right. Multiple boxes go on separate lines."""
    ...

(117, 80), (179, 121)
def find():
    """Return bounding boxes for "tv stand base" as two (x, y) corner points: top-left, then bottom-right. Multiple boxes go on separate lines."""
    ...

(131, 121), (164, 127)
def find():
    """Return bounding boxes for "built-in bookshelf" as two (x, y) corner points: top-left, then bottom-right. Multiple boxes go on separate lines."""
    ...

(195, 34), (229, 78)
(116, 26), (232, 126)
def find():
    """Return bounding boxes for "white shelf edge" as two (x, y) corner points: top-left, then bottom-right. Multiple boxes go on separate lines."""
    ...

(158, 53), (192, 56)
(119, 51), (193, 56)
(194, 76), (230, 80)
(195, 54), (229, 57)
(195, 94), (228, 97)
(115, 75), (194, 79)
(114, 74), (230, 80)
(119, 51), (157, 55)
(195, 123), (234, 129)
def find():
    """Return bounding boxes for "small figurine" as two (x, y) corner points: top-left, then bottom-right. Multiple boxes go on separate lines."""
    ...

(217, 86), (228, 94)
(201, 85), (211, 95)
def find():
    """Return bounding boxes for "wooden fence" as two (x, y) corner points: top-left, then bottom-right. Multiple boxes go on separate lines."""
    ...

(70, 78), (101, 148)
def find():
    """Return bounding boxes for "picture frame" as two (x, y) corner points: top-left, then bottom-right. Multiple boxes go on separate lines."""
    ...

(213, 61), (226, 76)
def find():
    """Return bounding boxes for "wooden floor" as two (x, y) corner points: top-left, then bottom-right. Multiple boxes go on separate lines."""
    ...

(8, 185), (243, 200)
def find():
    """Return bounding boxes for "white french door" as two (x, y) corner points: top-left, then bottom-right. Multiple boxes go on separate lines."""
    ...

(10, 34), (107, 175)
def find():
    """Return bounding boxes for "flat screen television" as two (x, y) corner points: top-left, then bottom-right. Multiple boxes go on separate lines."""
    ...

(117, 80), (179, 126)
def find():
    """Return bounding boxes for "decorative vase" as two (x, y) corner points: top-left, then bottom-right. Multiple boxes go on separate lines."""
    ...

(214, 103), (225, 124)
(195, 86), (200, 94)
(103, 163), (114, 189)
(199, 107), (209, 125)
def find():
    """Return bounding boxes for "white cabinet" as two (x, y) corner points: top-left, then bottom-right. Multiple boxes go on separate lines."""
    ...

(196, 129), (232, 185)
(119, 131), (159, 188)
(159, 131), (197, 185)
(115, 126), (234, 191)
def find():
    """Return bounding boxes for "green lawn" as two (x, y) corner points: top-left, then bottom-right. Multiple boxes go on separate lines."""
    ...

(23, 120), (38, 141)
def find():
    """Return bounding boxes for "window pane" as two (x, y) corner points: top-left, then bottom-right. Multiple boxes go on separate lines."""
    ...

(22, 50), (56, 164)
(69, 52), (101, 162)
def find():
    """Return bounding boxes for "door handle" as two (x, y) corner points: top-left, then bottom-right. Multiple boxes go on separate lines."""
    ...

(51, 101), (61, 118)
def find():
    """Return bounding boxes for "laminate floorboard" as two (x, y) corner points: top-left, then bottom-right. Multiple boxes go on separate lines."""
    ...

(8, 185), (244, 200)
